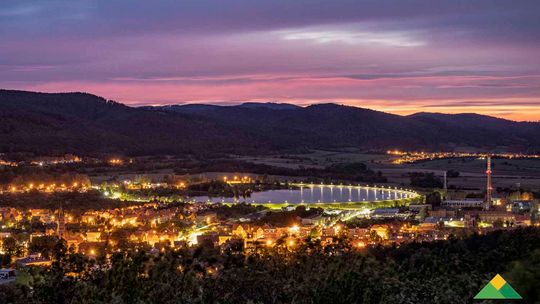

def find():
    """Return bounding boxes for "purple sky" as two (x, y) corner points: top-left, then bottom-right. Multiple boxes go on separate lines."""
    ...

(1, 0), (540, 121)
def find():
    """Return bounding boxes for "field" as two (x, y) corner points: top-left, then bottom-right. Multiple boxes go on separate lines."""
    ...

(238, 150), (388, 169)
(83, 151), (540, 193)
(390, 158), (540, 191)
(239, 151), (540, 192)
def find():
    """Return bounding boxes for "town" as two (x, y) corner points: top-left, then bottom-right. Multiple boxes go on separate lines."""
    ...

(387, 150), (540, 164)
(1, 154), (538, 282)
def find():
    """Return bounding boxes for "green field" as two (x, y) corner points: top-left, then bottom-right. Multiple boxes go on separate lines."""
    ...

(403, 158), (540, 176)
(223, 196), (424, 211)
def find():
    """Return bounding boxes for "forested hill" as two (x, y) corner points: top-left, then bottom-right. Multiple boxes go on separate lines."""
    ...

(0, 90), (272, 155)
(1, 89), (539, 155)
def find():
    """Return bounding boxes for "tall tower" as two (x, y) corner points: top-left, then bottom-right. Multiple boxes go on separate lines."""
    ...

(485, 156), (493, 210)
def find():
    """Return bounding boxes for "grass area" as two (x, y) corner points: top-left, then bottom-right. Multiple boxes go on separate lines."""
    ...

(403, 158), (540, 176)
(373, 157), (540, 191)
(223, 196), (423, 210)
(299, 150), (389, 165)
(238, 150), (390, 170)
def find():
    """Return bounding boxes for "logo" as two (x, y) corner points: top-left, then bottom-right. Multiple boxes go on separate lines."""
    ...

(474, 274), (522, 300)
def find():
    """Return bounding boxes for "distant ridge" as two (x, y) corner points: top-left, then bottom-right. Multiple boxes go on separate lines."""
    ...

(1, 89), (539, 155)
(238, 102), (299, 110)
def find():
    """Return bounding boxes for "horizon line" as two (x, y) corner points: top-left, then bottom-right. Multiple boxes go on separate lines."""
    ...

(2, 88), (539, 123)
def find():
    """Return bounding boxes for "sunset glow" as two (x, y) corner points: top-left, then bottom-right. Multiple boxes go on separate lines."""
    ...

(2, 1), (540, 121)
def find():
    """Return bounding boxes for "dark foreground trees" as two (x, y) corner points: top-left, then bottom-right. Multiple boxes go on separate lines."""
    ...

(1, 227), (539, 304)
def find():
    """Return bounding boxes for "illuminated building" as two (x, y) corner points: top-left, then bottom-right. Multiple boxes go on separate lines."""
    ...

(442, 199), (484, 209)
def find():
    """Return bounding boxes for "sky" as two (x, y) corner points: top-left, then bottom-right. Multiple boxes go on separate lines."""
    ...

(1, 0), (540, 121)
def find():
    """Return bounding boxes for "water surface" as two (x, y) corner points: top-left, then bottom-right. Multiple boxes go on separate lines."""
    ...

(189, 185), (413, 204)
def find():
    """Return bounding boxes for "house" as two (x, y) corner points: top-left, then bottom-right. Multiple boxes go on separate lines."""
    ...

(81, 212), (99, 225)
(218, 235), (233, 245)
(64, 233), (84, 251)
(511, 201), (533, 214)
(429, 208), (457, 219)
(84, 231), (102, 242)
(196, 212), (217, 225)
(348, 228), (369, 240)
(417, 223), (438, 232)
(253, 227), (264, 239)
(231, 224), (265, 240)
(477, 211), (516, 223)
(78, 241), (106, 256)
(232, 224), (248, 238)
(197, 233), (218, 246)
(0, 268), (16, 281)
(371, 208), (399, 218)
(409, 204), (432, 212)
(16, 256), (52, 267)
(301, 214), (325, 226)
(370, 225), (390, 240)
(442, 199), (484, 209)
(28, 209), (53, 223)
(463, 210), (527, 226)
(0, 208), (20, 221)
(321, 227), (337, 238)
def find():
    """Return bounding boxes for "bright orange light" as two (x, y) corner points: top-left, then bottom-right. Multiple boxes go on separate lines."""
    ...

(289, 225), (300, 234)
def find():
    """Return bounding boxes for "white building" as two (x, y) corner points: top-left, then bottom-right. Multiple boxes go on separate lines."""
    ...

(442, 199), (484, 208)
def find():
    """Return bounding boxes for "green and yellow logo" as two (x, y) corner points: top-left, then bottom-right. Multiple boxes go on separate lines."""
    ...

(474, 274), (522, 300)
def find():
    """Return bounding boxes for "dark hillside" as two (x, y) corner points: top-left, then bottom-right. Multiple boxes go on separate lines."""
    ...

(1, 89), (539, 155)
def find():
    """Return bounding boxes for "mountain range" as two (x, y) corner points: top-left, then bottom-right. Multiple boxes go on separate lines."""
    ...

(1, 89), (539, 156)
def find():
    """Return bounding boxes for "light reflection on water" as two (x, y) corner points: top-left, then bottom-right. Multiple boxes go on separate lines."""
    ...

(189, 185), (409, 204)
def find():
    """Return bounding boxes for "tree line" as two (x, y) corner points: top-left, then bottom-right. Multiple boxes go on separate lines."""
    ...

(0, 227), (538, 303)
